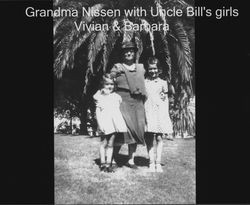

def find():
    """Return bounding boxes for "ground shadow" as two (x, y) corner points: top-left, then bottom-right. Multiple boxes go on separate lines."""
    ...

(134, 156), (149, 167)
(94, 153), (129, 167)
(84, 135), (100, 139)
(94, 158), (101, 166)
(135, 157), (166, 167)
(94, 154), (150, 167)
(114, 153), (129, 166)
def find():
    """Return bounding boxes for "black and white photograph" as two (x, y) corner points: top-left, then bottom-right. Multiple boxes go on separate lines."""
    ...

(1, 0), (250, 204)
(53, 0), (195, 204)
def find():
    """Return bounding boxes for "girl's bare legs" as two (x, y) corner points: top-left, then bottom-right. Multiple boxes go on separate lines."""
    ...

(145, 132), (156, 172)
(99, 134), (116, 172)
(104, 134), (116, 172)
(100, 136), (107, 171)
(106, 134), (115, 165)
(155, 134), (163, 172)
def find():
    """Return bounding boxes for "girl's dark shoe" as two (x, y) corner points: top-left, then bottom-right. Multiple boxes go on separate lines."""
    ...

(106, 166), (115, 173)
(125, 162), (138, 169)
(111, 163), (119, 170)
(100, 164), (107, 172)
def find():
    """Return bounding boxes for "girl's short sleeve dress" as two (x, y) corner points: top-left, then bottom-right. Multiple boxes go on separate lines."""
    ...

(144, 78), (173, 134)
(94, 91), (127, 135)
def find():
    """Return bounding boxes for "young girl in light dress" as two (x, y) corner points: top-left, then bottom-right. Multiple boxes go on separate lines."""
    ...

(93, 74), (127, 172)
(144, 57), (173, 172)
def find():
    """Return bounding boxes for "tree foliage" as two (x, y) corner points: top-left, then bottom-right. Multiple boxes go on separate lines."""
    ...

(53, 0), (195, 137)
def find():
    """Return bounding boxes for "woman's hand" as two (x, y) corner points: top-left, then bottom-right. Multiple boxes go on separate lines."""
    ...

(160, 92), (167, 101)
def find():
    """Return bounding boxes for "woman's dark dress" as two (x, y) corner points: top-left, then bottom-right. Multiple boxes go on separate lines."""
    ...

(110, 63), (146, 145)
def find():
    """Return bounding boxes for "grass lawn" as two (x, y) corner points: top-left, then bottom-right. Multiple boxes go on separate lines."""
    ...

(55, 134), (195, 204)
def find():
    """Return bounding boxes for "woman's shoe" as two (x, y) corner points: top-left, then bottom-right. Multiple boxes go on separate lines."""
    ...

(106, 165), (115, 173)
(125, 162), (138, 169)
(100, 164), (107, 172)
(111, 163), (119, 170)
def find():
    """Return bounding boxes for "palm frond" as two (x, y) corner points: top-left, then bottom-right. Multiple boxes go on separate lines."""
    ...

(83, 66), (92, 94)
(54, 17), (66, 36)
(173, 21), (192, 83)
(87, 32), (97, 74)
(54, 28), (93, 78)
(134, 31), (143, 63)
(102, 20), (120, 72)
(159, 31), (172, 80)
(163, 0), (192, 11)
(149, 31), (155, 56)
(171, 105), (195, 137)
(186, 26), (195, 48)
(122, 19), (135, 43)
(140, 19), (155, 56)
(53, 0), (89, 37)
(88, 30), (107, 74)
(54, 36), (73, 78)
(54, 3), (107, 78)
(154, 0), (168, 36)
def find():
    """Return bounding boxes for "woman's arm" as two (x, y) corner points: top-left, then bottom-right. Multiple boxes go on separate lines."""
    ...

(159, 80), (168, 101)
(93, 90), (102, 102)
(110, 64), (123, 78)
(162, 80), (168, 94)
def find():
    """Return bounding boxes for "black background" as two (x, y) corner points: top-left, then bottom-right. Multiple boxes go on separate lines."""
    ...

(0, 1), (54, 204)
(196, 0), (250, 204)
(0, 0), (249, 204)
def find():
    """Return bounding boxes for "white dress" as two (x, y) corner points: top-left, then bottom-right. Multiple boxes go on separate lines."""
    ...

(144, 78), (173, 134)
(93, 90), (127, 135)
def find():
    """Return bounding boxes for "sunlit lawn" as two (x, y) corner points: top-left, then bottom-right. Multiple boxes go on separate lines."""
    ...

(55, 134), (195, 204)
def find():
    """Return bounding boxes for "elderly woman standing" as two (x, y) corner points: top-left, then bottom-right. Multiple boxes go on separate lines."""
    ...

(110, 41), (147, 169)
